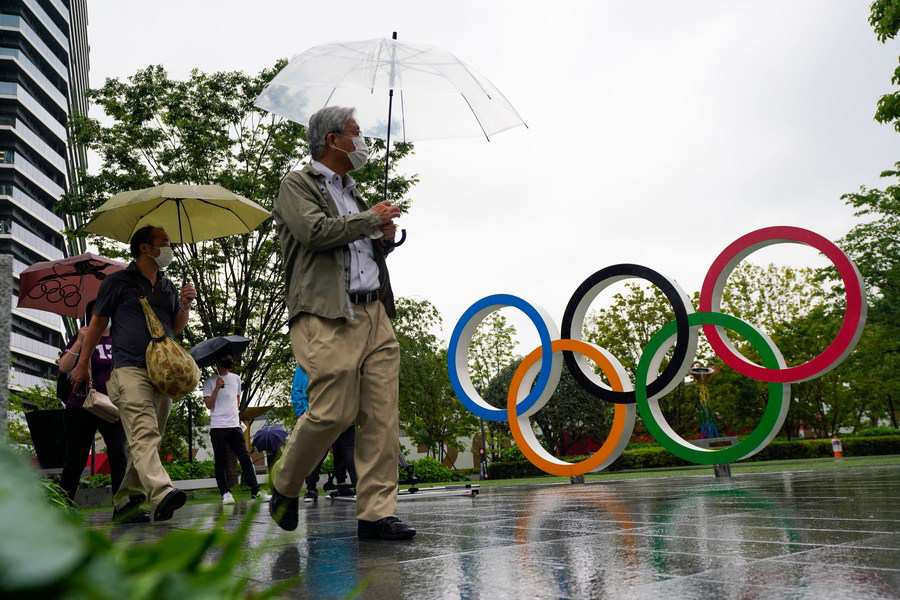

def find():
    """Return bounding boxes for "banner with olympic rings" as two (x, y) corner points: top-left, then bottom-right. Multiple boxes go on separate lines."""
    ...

(447, 226), (867, 477)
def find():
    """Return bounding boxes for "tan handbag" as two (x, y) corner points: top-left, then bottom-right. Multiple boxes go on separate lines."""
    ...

(83, 388), (119, 423)
(138, 296), (200, 398)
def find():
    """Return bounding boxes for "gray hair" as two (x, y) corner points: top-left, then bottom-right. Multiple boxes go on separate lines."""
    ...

(308, 106), (356, 160)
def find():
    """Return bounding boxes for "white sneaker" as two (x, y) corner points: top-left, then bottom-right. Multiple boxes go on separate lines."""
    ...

(222, 492), (235, 505)
(253, 491), (271, 502)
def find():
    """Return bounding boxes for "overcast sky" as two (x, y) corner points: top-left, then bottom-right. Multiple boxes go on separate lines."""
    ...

(86, 0), (899, 351)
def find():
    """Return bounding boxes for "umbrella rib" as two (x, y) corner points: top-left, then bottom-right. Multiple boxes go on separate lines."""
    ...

(369, 38), (386, 94)
(321, 86), (337, 110)
(184, 200), (198, 243)
(400, 89), (407, 143)
(195, 199), (257, 233)
(122, 198), (170, 238)
(457, 61), (493, 100)
(460, 92), (491, 141)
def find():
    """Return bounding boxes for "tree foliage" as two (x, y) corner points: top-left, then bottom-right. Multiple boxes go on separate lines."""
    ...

(393, 298), (476, 462)
(484, 359), (612, 456)
(59, 64), (417, 417)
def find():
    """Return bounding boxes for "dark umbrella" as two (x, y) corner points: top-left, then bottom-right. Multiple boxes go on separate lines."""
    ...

(252, 424), (289, 453)
(189, 335), (251, 368)
(17, 253), (125, 318)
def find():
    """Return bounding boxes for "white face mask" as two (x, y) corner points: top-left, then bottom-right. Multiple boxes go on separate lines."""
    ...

(152, 245), (175, 269)
(333, 135), (370, 171)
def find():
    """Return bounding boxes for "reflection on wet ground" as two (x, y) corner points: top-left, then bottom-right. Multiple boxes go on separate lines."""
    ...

(91, 466), (900, 599)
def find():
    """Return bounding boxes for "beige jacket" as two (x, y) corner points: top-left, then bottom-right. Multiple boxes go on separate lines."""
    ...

(273, 163), (397, 322)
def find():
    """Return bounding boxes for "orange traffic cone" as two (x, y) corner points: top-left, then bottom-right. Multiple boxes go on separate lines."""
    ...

(831, 436), (843, 459)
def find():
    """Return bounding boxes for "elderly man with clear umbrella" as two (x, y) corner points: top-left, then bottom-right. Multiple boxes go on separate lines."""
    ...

(268, 106), (414, 541)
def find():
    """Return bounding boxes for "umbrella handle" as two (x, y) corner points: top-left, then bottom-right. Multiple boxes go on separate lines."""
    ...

(385, 228), (407, 249)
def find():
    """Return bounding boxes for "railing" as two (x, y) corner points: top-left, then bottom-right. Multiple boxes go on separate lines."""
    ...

(2, 222), (65, 260)
(10, 332), (61, 362)
(0, 83), (66, 141)
(11, 295), (64, 330)
(12, 258), (30, 278)
(46, 0), (70, 25)
(0, 47), (67, 110)
(0, 118), (67, 173)
(8, 369), (56, 392)
(0, 151), (65, 200)
(0, 14), (69, 80)
(20, 0), (69, 53)
(0, 183), (64, 230)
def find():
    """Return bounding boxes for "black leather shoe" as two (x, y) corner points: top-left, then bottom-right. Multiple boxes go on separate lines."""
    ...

(270, 487), (300, 531)
(153, 489), (187, 522)
(358, 516), (416, 541)
(112, 496), (151, 524)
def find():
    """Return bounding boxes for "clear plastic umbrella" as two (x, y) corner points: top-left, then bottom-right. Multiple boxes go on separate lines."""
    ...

(255, 34), (527, 143)
(256, 33), (526, 247)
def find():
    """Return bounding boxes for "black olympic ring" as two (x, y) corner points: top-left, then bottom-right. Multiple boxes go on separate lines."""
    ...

(560, 263), (697, 405)
(26, 278), (83, 308)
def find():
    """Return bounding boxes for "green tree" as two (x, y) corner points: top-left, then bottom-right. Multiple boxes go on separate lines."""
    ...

(59, 64), (417, 425)
(583, 282), (698, 439)
(869, 0), (900, 130)
(466, 312), (518, 461)
(484, 359), (612, 457)
(581, 264), (844, 441)
(824, 0), (900, 430)
(393, 298), (476, 462)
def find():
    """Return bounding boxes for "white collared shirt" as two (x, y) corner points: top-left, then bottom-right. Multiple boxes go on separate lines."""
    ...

(311, 161), (380, 293)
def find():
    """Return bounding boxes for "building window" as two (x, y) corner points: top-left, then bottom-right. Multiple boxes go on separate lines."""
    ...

(0, 149), (13, 164)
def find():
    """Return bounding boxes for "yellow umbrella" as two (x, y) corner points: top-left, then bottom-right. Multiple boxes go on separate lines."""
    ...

(84, 183), (270, 243)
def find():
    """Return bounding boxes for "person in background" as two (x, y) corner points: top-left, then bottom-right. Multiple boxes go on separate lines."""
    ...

(203, 355), (270, 504)
(290, 366), (357, 502)
(57, 301), (130, 518)
(70, 225), (194, 523)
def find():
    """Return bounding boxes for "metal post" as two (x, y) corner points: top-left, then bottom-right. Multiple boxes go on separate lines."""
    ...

(187, 400), (193, 462)
(713, 464), (732, 478)
(478, 418), (488, 480)
(0, 255), (11, 442)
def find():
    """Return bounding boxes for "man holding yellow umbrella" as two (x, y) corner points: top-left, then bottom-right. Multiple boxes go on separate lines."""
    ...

(70, 184), (270, 523)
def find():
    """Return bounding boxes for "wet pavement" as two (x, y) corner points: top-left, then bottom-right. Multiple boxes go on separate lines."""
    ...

(90, 465), (900, 599)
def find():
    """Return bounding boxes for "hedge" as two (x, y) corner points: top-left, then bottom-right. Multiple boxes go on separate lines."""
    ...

(163, 460), (216, 481)
(486, 435), (900, 479)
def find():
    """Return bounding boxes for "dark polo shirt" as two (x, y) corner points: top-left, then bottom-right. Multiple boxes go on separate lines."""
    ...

(94, 262), (179, 369)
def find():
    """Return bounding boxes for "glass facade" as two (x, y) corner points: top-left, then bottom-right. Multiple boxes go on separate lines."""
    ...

(1, 0), (88, 390)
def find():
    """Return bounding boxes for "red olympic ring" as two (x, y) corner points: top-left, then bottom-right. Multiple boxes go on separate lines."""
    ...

(699, 226), (866, 384)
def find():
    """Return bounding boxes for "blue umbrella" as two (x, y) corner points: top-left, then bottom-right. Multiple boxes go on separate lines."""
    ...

(252, 424), (289, 453)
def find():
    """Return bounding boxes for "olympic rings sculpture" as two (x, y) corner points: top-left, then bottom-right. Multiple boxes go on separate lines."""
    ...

(448, 226), (867, 476)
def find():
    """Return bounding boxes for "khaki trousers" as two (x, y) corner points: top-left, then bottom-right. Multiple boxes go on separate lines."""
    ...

(107, 367), (175, 510)
(272, 301), (400, 521)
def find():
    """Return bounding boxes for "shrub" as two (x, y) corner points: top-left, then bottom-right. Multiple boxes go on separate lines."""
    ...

(485, 436), (900, 479)
(497, 446), (526, 462)
(852, 426), (900, 437)
(163, 460), (216, 481)
(410, 457), (462, 483)
(841, 435), (900, 456)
